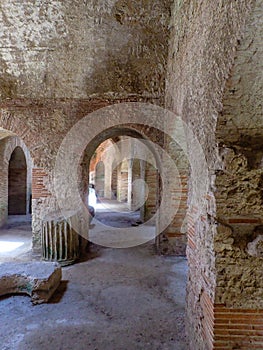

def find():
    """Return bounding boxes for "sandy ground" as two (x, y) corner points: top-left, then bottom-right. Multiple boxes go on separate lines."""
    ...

(0, 208), (189, 350)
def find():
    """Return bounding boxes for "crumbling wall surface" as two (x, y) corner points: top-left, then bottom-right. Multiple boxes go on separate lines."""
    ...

(0, 0), (171, 100)
(166, 0), (261, 348)
(213, 2), (263, 347)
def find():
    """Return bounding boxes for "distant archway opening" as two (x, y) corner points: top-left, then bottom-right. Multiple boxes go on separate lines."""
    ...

(84, 131), (160, 231)
(8, 146), (27, 215)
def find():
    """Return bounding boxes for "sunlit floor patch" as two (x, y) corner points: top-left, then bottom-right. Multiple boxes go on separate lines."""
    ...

(0, 241), (24, 253)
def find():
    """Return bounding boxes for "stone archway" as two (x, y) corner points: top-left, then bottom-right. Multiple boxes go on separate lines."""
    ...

(0, 132), (32, 227)
(79, 124), (172, 250)
(8, 146), (27, 215)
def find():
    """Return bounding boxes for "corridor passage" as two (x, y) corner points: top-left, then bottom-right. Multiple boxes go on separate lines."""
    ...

(89, 198), (156, 248)
(0, 243), (188, 350)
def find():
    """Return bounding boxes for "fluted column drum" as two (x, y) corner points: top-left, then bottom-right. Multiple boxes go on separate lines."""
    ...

(41, 211), (80, 266)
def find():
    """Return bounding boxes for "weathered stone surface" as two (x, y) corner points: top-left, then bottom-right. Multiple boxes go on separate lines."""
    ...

(214, 0), (263, 313)
(0, 0), (171, 100)
(218, 0), (263, 148)
(166, 0), (262, 348)
(215, 223), (263, 308)
(0, 262), (61, 304)
(42, 211), (80, 266)
(247, 233), (263, 257)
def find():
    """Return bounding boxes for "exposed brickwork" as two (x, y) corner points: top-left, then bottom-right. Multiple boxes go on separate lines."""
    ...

(8, 168), (27, 214)
(167, 0), (262, 348)
(0, 134), (32, 226)
(186, 204), (216, 350)
(0, 1), (261, 348)
(32, 169), (51, 199)
(228, 218), (262, 224)
(201, 292), (215, 350)
(190, 295), (263, 350)
(214, 306), (263, 349)
(163, 174), (188, 255)
(144, 163), (158, 220)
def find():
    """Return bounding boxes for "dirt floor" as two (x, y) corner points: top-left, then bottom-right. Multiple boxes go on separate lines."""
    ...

(0, 208), (189, 350)
(89, 199), (156, 248)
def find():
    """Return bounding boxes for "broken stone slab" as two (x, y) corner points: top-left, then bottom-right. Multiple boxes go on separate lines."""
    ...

(0, 262), (62, 304)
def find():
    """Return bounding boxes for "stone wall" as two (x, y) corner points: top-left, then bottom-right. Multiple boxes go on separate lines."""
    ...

(214, 1), (263, 348)
(0, 0), (171, 100)
(1, 1), (262, 347)
(0, 0), (172, 252)
(166, 0), (262, 348)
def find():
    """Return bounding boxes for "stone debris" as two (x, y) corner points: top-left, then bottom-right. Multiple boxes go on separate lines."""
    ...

(247, 234), (263, 257)
(0, 262), (61, 304)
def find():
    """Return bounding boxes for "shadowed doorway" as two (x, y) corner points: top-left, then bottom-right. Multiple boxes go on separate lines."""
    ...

(8, 146), (27, 215)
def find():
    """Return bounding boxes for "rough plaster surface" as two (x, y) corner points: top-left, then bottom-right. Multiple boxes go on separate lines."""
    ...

(218, 0), (263, 147)
(215, 223), (263, 308)
(0, 0), (171, 100)
(0, 245), (188, 350)
(215, 0), (263, 309)
(0, 261), (61, 304)
(166, 0), (262, 348)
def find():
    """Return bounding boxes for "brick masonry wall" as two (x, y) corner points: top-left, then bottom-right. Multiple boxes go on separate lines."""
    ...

(186, 204), (216, 350)
(8, 167), (27, 215)
(192, 290), (263, 350)
(215, 0), (263, 309)
(213, 306), (263, 350)
(144, 163), (158, 220)
(0, 0), (193, 259)
(111, 167), (118, 199)
(0, 134), (32, 226)
(159, 173), (188, 255)
(118, 161), (129, 202)
(0, 98), (161, 249)
(131, 158), (141, 211)
(32, 169), (51, 200)
(166, 0), (262, 348)
(31, 168), (56, 252)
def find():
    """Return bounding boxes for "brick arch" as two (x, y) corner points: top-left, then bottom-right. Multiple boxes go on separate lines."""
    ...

(80, 123), (188, 253)
(81, 124), (161, 217)
(0, 113), (42, 166)
(8, 146), (27, 215)
(81, 124), (166, 182)
(0, 133), (32, 226)
(89, 138), (118, 197)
